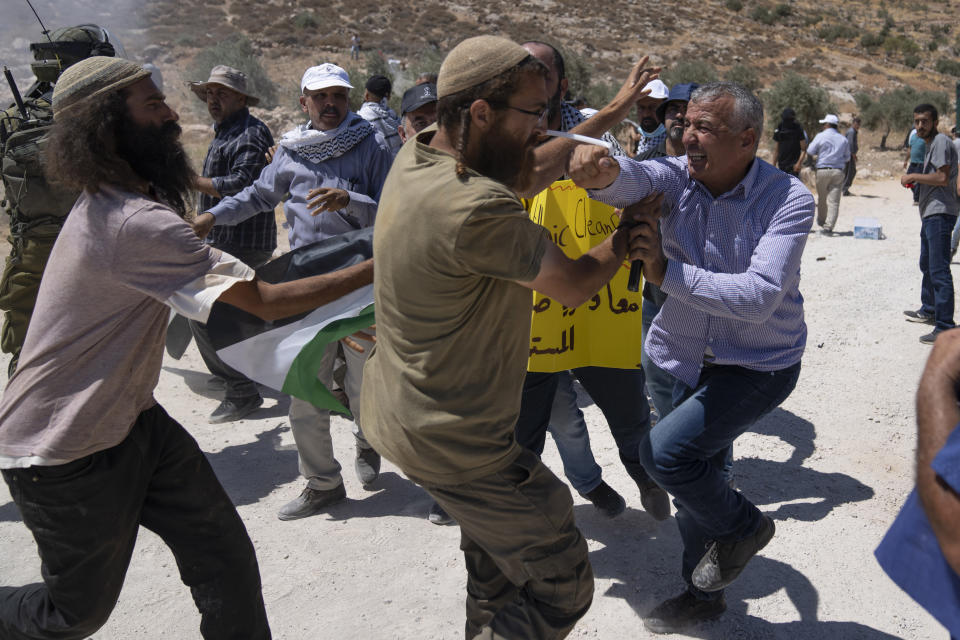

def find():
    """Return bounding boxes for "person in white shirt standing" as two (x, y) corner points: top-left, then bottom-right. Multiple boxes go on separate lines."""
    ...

(806, 113), (851, 236)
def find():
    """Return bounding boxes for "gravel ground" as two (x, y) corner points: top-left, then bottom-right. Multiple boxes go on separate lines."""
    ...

(0, 177), (947, 639)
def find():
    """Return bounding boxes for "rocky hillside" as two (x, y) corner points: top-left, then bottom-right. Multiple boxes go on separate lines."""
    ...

(2, 0), (958, 178)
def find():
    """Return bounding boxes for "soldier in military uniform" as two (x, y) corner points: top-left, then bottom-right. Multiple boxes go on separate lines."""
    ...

(0, 24), (121, 375)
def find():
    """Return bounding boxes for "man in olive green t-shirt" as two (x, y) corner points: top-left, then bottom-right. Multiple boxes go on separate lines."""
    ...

(361, 35), (657, 639)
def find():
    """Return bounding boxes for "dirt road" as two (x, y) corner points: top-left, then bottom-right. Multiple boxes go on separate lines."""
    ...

(0, 177), (946, 639)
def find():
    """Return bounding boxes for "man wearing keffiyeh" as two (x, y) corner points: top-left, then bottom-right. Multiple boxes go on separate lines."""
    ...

(193, 62), (393, 521)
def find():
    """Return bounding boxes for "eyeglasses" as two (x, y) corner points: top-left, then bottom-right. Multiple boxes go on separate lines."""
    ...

(504, 104), (548, 124)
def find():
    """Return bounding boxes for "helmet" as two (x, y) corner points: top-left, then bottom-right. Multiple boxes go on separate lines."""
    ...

(28, 24), (126, 84)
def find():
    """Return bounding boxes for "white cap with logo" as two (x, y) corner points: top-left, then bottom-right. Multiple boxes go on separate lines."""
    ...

(819, 114), (839, 125)
(300, 63), (353, 93)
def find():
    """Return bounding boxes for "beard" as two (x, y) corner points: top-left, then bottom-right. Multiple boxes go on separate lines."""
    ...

(667, 121), (684, 143)
(474, 124), (538, 193)
(640, 116), (659, 133)
(115, 118), (195, 218)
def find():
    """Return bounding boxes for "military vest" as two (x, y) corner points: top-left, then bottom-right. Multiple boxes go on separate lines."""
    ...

(1, 90), (79, 232)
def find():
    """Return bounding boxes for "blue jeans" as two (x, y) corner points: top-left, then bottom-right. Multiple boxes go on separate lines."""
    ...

(644, 297), (734, 482)
(640, 296), (676, 420)
(638, 362), (801, 600)
(547, 372), (603, 494)
(919, 214), (957, 332)
(516, 367), (654, 492)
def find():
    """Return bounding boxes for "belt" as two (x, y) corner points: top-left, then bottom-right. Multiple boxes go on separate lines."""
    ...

(816, 166), (843, 170)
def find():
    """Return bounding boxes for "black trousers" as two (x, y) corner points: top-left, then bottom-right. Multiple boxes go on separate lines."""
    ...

(0, 404), (271, 639)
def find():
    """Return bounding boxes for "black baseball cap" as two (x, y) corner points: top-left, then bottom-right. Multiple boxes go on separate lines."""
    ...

(401, 82), (437, 116)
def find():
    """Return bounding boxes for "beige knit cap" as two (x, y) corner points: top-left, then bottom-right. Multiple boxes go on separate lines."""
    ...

(437, 35), (530, 98)
(52, 56), (152, 119)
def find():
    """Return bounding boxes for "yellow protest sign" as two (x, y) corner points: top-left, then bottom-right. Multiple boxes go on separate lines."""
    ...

(525, 180), (644, 372)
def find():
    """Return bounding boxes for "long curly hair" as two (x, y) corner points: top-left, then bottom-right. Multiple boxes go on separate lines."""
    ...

(43, 89), (194, 218)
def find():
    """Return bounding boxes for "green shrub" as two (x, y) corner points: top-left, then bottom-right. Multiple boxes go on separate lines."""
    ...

(762, 72), (833, 136)
(773, 3), (792, 17)
(724, 0), (743, 11)
(660, 59), (718, 86)
(188, 34), (277, 108)
(804, 13), (823, 26)
(884, 35), (920, 54)
(725, 64), (761, 92)
(904, 52), (921, 68)
(857, 86), (950, 148)
(936, 58), (960, 76)
(750, 6), (775, 25)
(818, 24), (857, 42)
(292, 11), (318, 29)
(861, 32), (885, 48)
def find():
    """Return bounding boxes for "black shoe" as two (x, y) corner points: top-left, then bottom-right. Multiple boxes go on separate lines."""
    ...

(642, 590), (726, 634)
(904, 309), (935, 324)
(920, 330), (945, 345)
(692, 515), (775, 592)
(639, 481), (671, 521)
(355, 444), (381, 485)
(208, 395), (263, 424)
(277, 484), (346, 520)
(842, 190), (851, 196)
(427, 501), (455, 525)
(581, 481), (626, 518)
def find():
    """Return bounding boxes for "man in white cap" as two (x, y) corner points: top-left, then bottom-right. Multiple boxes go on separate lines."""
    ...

(361, 34), (657, 638)
(193, 63), (392, 521)
(188, 65), (277, 424)
(0, 56), (373, 639)
(629, 78), (670, 156)
(806, 113), (851, 235)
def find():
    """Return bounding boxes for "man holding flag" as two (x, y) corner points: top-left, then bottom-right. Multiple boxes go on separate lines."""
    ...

(193, 62), (393, 520)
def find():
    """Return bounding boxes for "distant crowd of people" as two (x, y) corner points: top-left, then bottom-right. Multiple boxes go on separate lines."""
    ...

(0, 23), (958, 640)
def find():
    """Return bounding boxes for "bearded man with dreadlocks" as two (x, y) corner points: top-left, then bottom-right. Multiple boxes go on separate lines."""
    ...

(0, 56), (374, 639)
(360, 35), (658, 639)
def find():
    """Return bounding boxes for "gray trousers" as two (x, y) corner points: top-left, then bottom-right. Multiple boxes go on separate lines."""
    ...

(815, 168), (845, 231)
(289, 339), (372, 490)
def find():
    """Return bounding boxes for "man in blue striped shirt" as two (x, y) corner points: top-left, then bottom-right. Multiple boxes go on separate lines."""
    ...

(570, 82), (814, 634)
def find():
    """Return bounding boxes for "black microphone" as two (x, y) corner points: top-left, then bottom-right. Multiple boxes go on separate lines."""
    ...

(627, 260), (643, 292)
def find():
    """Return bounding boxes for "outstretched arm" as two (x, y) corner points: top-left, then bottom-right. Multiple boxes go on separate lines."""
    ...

(916, 329), (960, 576)
(218, 259), (373, 322)
(519, 56), (660, 197)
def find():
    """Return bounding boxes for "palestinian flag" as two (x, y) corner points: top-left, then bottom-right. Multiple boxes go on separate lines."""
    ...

(208, 227), (374, 415)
